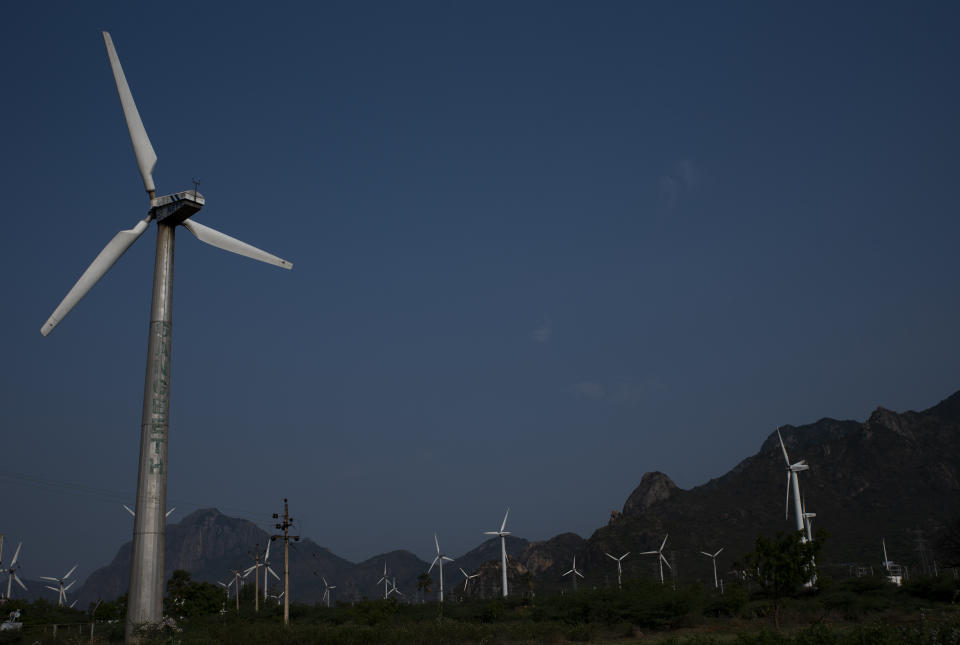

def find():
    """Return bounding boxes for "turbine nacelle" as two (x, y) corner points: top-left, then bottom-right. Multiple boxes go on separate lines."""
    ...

(151, 190), (205, 225)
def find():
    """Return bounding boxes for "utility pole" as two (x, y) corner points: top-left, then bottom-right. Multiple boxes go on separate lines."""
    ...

(272, 498), (299, 627)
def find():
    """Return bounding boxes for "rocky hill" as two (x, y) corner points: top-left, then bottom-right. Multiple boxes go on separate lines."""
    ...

(72, 390), (960, 604)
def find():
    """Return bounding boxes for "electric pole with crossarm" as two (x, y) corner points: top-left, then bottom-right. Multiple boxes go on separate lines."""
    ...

(272, 499), (299, 626)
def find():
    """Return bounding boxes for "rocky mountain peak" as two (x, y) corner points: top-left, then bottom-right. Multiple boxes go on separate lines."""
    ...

(622, 471), (679, 517)
(867, 406), (917, 441)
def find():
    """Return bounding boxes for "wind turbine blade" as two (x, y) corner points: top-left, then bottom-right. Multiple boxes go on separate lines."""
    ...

(605, 552), (616, 561)
(267, 567), (280, 581)
(243, 566), (256, 577)
(785, 472), (792, 519)
(64, 565), (77, 579)
(459, 568), (468, 577)
(777, 427), (790, 464)
(166, 507), (176, 518)
(434, 533), (440, 554)
(501, 508), (510, 532)
(264, 541), (271, 561)
(45, 585), (59, 592)
(181, 219), (293, 269)
(11, 543), (21, 566)
(39, 576), (59, 582)
(443, 556), (454, 562)
(576, 571), (584, 578)
(639, 550), (657, 555)
(483, 531), (498, 536)
(715, 548), (724, 557)
(661, 555), (672, 569)
(700, 551), (712, 557)
(661, 534), (669, 550)
(102, 32), (157, 195)
(428, 556), (439, 572)
(562, 569), (572, 576)
(64, 580), (76, 591)
(621, 552), (630, 559)
(70, 600), (77, 608)
(14, 574), (28, 591)
(41, 217), (152, 336)
(123, 504), (135, 517)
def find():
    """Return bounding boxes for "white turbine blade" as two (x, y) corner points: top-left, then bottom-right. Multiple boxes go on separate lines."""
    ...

(605, 552), (616, 561)
(700, 551), (712, 557)
(41, 217), (152, 336)
(330, 585), (336, 590)
(434, 533), (440, 554)
(123, 504), (136, 517)
(621, 552), (630, 560)
(501, 508), (510, 532)
(39, 576), (59, 582)
(70, 600), (77, 608)
(64, 580), (76, 591)
(562, 569), (573, 576)
(377, 576), (386, 585)
(14, 574), (28, 591)
(661, 554), (672, 570)
(217, 582), (227, 588)
(576, 570), (584, 578)
(322, 576), (328, 586)
(267, 567), (280, 581)
(660, 534), (669, 551)
(777, 427), (790, 464)
(639, 550), (657, 555)
(64, 565), (77, 580)
(714, 548), (724, 557)
(102, 32), (157, 195)
(166, 507), (176, 518)
(45, 585), (59, 592)
(243, 566), (256, 577)
(785, 472), (791, 519)
(181, 219), (293, 269)
(459, 567), (468, 577)
(11, 543), (21, 566)
(428, 556), (439, 572)
(442, 556), (454, 562)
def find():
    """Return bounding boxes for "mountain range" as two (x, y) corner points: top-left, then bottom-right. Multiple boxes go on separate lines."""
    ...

(44, 389), (960, 606)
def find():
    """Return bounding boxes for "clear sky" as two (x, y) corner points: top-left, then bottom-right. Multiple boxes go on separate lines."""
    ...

(2, 2), (959, 583)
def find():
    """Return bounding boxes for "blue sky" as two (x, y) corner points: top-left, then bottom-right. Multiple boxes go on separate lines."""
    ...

(2, 2), (959, 584)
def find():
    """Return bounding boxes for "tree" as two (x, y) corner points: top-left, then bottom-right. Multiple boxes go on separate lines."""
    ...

(416, 573), (433, 599)
(164, 570), (226, 618)
(738, 530), (824, 630)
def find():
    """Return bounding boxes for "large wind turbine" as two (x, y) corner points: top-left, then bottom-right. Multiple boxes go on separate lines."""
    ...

(3, 543), (28, 599)
(699, 547), (724, 589)
(640, 534), (671, 584)
(41, 32), (292, 638)
(605, 551), (630, 590)
(428, 533), (455, 603)
(777, 428), (808, 537)
(483, 508), (511, 597)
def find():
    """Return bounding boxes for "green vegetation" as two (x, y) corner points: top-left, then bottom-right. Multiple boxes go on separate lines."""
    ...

(3, 573), (960, 643)
(3, 534), (959, 644)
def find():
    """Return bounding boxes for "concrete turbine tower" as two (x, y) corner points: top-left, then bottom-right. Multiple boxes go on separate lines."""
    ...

(41, 32), (292, 641)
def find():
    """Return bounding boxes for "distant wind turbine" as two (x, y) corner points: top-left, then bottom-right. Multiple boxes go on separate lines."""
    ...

(562, 556), (584, 591)
(459, 567), (480, 593)
(604, 551), (630, 590)
(483, 508), (512, 597)
(376, 563), (390, 600)
(321, 577), (336, 608)
(428, 533), (455, 603)
(699, 548), (724, 589)
(2, 542), (28, 598)
(123, 504), (175, 519)
(40, 565), (77, 607)
(262, 540), (280, 602)
(777, 428), (809, 537)
(641, 534), (671, 584)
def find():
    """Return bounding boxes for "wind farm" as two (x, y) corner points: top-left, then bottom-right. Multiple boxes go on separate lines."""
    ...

(5, 3), (960, 644)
